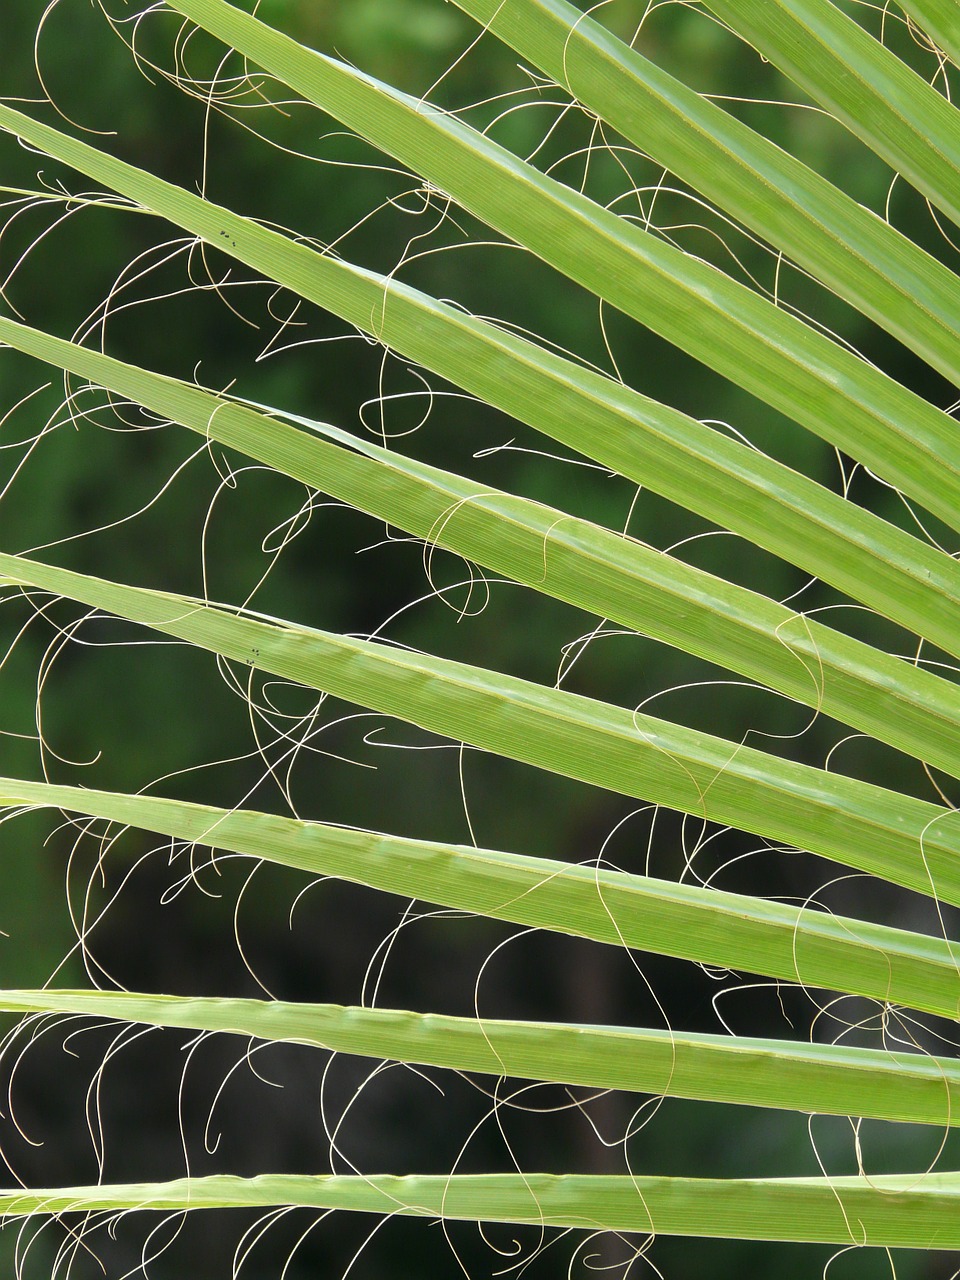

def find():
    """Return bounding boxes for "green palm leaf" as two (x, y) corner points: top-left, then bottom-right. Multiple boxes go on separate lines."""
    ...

(1, 0), (959, 1272)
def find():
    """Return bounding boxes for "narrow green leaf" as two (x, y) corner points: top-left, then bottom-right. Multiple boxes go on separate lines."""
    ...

(4, 313), (960, 777)
(703, 0), (960, 227)
(2, 105), (959, 659)
(0, 775), (942, 1017)
(166, 0), (960, 534)
(900, 0), (960, 67)
(3, 775), (960, 1017)
(2, 1171), (959, 1246)
(5, 987), (960, 1126)
(453, 0), (960, 392)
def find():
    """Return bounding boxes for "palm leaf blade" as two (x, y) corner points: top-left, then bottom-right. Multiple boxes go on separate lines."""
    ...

(1, 1172), (959, 1247)
(704, 0), (960, 226)
(3, 315), (960, 776)
(451, 0), (960, 387)
(1, 109), (957, 656)
(4, 987), (960, 1126)
(2, 776), (960, 1016)
(165, 0), (960, 532)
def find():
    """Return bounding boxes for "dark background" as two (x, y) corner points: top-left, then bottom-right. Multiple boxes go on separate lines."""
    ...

(0, 1), (958, 1276)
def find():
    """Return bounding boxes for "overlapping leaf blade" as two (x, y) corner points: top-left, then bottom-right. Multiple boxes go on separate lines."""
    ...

(451, 0), (960, 386)
(900, 0), (960, 66)
(165, 0), (960, 534)
(703, 0), (960, 227)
